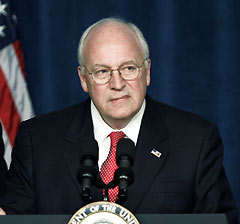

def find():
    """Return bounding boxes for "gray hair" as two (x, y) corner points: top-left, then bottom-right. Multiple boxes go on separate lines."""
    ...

(77, 17), (149, 69)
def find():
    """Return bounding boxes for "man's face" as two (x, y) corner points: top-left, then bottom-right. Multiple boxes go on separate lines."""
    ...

(78, 23), (151, 129)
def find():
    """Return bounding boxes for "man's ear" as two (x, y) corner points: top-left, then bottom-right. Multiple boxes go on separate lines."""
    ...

(78, 66), (89, 93)
(145, 59), (151, 86)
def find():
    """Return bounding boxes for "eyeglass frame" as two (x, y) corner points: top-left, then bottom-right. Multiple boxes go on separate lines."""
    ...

(83, 58), (149, 85)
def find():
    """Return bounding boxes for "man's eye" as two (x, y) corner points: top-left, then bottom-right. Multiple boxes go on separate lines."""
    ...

(122, 65), (136, 71)
(95, 69), (108, 75)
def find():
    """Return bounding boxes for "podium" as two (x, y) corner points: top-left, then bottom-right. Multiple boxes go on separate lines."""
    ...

(0, 214), (228, 224)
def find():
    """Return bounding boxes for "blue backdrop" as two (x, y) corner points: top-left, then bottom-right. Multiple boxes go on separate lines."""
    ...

(12, 0), (240, 216)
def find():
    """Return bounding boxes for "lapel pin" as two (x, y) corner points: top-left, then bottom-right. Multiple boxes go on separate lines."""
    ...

(151, 148), (162, 158)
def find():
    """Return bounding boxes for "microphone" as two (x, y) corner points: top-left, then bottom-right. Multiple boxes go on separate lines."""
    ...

(115, 138), (135, 203)
(78, 139), (99, 203)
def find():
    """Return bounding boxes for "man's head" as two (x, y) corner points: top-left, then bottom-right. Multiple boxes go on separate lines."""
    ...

(77, 18), (151, 129)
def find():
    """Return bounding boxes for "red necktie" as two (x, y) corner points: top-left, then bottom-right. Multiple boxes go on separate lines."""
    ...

(100, 131), (125, 202)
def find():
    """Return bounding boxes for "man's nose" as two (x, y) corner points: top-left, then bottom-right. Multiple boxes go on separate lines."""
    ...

(109, 69), (126, 90)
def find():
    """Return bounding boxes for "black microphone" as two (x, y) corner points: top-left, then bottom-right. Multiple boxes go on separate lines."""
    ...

(78, 139), (99, 203)
(115, 138), (135, 203)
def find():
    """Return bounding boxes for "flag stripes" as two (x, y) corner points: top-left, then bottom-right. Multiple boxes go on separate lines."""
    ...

(1, 120), (14, 168)
(0, 41), (34, 167)
(13, 40), (26, 78)
(0, 65), (20, 145)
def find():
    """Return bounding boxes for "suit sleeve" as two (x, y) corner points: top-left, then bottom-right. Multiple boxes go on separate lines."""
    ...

(0, 123), (7, 196)
(193, 124), (238, 224)
(0, 122), (36, 214)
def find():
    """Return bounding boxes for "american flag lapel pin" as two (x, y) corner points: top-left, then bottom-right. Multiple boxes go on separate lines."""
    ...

(151, 148), (162, 158)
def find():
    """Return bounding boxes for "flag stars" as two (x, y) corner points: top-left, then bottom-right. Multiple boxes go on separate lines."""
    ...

(0, 0), (8, 16)
(12, 14), (17, 23)
(0, 25), (6, 37)
(0, 0), (8, 37)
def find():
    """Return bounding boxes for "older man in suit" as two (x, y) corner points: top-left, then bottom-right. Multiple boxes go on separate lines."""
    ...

(0, 18), (238, 224)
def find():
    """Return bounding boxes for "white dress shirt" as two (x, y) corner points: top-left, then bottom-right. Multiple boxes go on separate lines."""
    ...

(91, 100), (146, 169)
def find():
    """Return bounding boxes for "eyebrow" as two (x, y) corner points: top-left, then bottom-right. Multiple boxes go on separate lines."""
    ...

(92, 60), (138, 68)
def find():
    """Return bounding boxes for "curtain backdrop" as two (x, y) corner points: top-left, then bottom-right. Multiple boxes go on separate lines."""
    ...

(12, 0), (240, 216)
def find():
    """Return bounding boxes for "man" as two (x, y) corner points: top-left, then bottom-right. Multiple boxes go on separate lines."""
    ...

(0, 18), (238, 223)
(0, 123), (7, 196)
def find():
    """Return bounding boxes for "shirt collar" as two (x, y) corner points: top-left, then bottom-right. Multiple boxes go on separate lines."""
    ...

(91, 99), (146, 145)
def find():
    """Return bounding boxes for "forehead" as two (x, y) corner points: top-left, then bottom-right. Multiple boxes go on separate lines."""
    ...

(83, 23), (144, 65)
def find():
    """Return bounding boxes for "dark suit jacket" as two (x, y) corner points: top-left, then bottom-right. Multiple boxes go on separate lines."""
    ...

(0, 123), (7, 196)
(0, 97), (238, 224)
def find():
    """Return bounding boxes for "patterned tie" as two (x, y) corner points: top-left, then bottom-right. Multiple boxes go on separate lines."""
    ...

(100, 131), (126, 202)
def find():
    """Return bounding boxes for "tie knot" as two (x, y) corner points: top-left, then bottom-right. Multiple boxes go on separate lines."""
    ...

(110, 131), (125, 147)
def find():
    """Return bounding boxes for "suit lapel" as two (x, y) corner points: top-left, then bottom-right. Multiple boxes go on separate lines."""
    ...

(123, 97), (170, 211)
(63, 99), (102, 202)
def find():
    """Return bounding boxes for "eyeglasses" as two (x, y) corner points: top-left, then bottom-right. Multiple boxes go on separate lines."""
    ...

(84, 59), (147, 85)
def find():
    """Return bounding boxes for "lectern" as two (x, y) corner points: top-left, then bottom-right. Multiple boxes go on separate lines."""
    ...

(0, 214), (228, 224)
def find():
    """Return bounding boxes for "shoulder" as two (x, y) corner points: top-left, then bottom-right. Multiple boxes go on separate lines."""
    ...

(0, 124), (4, 157)
(19, 99), (91, 134)
(146, 96), (217, 137)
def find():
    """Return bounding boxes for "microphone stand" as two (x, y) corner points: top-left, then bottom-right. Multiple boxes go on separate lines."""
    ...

(103, 185), (109, 201)
(97, 179), (116, 202)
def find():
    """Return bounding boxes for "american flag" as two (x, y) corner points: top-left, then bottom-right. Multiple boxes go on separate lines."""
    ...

(0, 0), (34, 167)
(151, 148), (162, 158)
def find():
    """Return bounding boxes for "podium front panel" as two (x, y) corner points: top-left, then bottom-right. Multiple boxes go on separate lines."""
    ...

(0, 214), (228, 224)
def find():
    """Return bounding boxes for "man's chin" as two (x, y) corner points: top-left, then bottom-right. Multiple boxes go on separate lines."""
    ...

(108, 109), (134, 120)
(107, 111), (136, 125)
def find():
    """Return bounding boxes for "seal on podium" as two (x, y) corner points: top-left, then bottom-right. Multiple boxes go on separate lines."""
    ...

(68, 201), (140, 224)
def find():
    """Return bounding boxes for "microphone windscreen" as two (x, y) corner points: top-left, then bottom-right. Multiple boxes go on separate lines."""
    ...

(80, 139), (99, 163)
(116, 138), (135, 163)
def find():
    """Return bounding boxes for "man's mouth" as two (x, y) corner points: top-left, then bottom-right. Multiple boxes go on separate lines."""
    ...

(110, 95), (130, 102)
